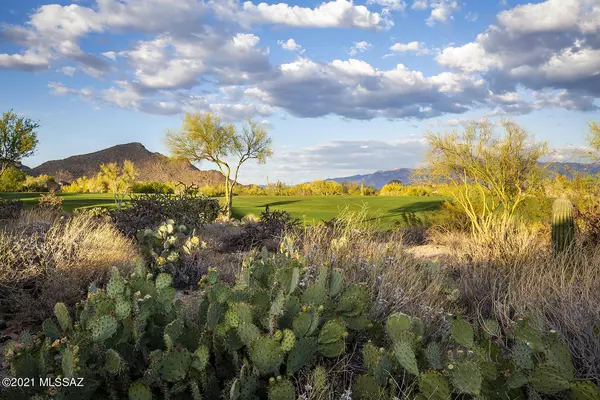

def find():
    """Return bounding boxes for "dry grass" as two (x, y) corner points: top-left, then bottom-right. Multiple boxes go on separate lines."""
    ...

(291, 207), (600, 382)
(0, 210), (140, 324)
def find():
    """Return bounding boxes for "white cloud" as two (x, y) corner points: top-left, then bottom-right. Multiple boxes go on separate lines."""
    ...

(278, 38), (302, 52)
(237, 0), (388, 29)
(426, 0), (459, 26)
(58, 66), (77, 76)
(411, 0), (429, 10)
(102, 51), (117, 60)
(390, 41), (430, 55)
(348, 41), (372, 56)
(437, 0), (600, 102)
(366, 0), (407, 12)
(0, 51), (51, 70)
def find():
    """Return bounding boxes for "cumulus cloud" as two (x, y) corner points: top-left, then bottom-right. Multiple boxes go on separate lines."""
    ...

(389, 41), (430, 55)
(244, 57), (487, 120)
(348, 41), (372, 56)
(278, 38), (303, 52)
(437, 0), (600, 103)
(222, 0), (389, 29)
(409, 0), (459, 25)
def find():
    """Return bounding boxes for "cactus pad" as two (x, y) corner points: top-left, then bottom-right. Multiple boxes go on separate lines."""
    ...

(394, 342), (419, 375)
(160, 348), (192, 382)
(128, 381), (153, 400)
(450, 318), (474, 348)
(511, 341), (534, 370)
(91, 315), (118, 342)
(155, 273), (173, 290)
(249, 335), (285, 375)
(449, 361), (482, 396)
(107, 267), (125, 298)
(105, 349), (125, 374)
(268, 377), (295, 400)
(54, 302), (72, 332)
(419, 371), (451, 400)
(528, 363), (571, 395)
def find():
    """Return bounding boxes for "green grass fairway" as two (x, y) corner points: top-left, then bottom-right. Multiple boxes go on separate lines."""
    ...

(1, 193), (446, 228)
(229, 196), (445, 228)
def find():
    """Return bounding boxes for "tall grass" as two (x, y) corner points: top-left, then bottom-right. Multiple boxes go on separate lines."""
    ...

(0, 210), (139, 324)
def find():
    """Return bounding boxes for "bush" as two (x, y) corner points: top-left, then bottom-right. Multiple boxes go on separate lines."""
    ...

(111, 193), (220, 237)
(22, 174), (56, 192)
(37, 190), (63, 210)
(380, 182), (433, 196)
(0, 211), (139, 323)
(132, 180), (175, 194)
(0, 198), (24, 219)
(224, 206), (301, 252)
(0, 166), (26, 192)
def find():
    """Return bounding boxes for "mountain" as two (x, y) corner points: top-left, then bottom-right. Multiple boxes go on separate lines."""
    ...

(331, 162), (600, 189)
(329, 168), (414, 189)
(29, 142), (225, 186)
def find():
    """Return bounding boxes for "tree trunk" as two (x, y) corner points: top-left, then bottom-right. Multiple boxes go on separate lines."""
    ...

(224, 175), (231, 218)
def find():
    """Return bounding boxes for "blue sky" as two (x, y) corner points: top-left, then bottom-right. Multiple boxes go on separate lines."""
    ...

(0, 0), (598, 184)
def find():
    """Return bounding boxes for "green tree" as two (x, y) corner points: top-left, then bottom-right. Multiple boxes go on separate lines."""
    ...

(586, 120), (600, 159)
(0, 110), (39, 178)
(425, 120), (548, 237)
(165, 112), (273, 218)
(0, 166), (26, 192)
(100, 160), (137, 210)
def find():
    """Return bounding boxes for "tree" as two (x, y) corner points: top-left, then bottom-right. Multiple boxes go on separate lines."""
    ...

(100, 160), (137, 210)
(586, 120), (600, 160)
(0, 110), (39, 178)
(165, 112), (273, 218)
(425, 120), (548, 237)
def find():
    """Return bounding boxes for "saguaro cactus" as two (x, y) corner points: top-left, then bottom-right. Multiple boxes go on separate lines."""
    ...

(552, 197), (575, 253)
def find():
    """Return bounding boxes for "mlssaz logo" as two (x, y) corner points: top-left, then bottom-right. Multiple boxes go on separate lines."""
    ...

(39, 377), (85, 387)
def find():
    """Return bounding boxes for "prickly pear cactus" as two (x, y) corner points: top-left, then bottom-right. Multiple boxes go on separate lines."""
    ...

(552, 197), (575, 253)
(54, 302), (72, 332)
(268, 376), (296, 400)
(128, 381), (153, 400)
(419, 371), (451, 400)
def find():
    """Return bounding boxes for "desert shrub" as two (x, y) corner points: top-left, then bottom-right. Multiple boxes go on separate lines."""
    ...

(37, 190), (63, 210)
(22, 174), (56, 192)
(0, 166), (26, 192)
(0, 198), (24, 220)
(111, 193), (220, 237)
(0, 211), (139, 323)
(132, 180), (175, 194)
(197, 183), (226, 197)
(224, 206), (301, 252)
(61, 174), (109, 193)
(136, 219), (206, 286)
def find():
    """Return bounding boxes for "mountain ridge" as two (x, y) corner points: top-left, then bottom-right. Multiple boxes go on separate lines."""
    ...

(27, 142), (225, 186)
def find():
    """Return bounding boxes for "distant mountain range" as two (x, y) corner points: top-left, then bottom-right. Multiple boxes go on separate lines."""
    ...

(330, 163), (600, 189)
(25, 142), (225, 186)
(329, 168), (415, 189)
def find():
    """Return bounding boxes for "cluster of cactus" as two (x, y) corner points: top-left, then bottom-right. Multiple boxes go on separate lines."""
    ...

(4, 248), (371, 400)
(354, 314), (600, 400)
(136, 219), (205, 277)
(552, 197), (575, 253)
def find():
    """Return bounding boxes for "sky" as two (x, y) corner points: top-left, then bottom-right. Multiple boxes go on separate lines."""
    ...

(0, 0), (599, 184)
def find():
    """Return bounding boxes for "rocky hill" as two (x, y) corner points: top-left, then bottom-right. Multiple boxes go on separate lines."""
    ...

(29, 142), (225, 186)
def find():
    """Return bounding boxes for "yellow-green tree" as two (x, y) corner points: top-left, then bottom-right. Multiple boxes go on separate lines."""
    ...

(0, 110), (39, 178)
(165, 112), (273, 218)
(425, 120), (548, 237)
(586, 120), (600, 159)
(100, 160), (137, 210)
